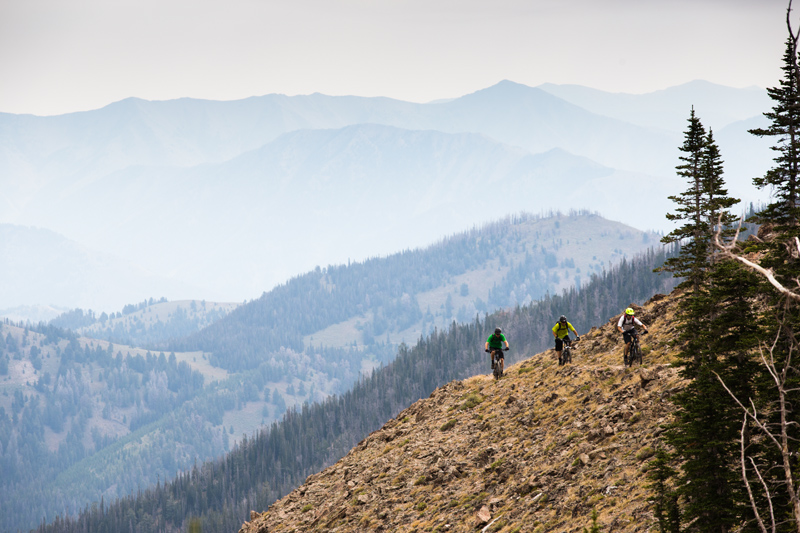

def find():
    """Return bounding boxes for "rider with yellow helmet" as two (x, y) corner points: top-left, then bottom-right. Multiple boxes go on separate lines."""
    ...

(617, 307), (648, 363)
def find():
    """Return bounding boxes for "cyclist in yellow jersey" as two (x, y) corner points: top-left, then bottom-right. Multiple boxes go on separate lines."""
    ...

(552, 315), (580, 363)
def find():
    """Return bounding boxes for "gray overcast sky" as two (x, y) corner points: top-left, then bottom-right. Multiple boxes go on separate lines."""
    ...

(0, 0), (792, 116)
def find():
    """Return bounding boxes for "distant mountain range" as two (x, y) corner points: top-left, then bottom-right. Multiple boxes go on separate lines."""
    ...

(0, 80), (773, 311)
(538, 79), (770, 132)
(0, 224), (209, 310)
(0, 224), (208, 312)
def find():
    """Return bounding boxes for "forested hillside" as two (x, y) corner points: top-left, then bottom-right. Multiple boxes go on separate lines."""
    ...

(51, 299), (238, 347)
(0, 212), (666, 533)
(0, 324), (220, 532)
(31, 245), (675, 533)
(169, 211), (658, 373)
(0, 316), (376, 533)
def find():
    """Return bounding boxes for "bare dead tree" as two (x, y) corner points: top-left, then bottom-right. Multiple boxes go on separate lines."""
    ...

(714, 220), (800, 301)
(703, 2), (800, 529)
(738, 414), (776, 533)
(711, 212), (800, 531)
(715, 332), (800, 533)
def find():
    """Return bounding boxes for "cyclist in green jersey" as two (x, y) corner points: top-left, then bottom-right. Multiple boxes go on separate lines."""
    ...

(484, 327), (510, 374)
(552, 315), (580, 363)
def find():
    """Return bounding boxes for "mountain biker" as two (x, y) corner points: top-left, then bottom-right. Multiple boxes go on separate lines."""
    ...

(552, 315), (580, 363)
(485, 327), (510, 374)
(617, 307), (648, 362)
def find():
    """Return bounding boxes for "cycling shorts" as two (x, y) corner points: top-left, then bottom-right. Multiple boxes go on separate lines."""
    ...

(555, 337), (571, 351)
(623, 330), (637, 344)
(490, 348), (505, 359)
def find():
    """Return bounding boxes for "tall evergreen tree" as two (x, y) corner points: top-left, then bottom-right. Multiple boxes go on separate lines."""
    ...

(750, 36), (800, 234)
(661, 12), (800, 531)
(647, 447), (681, 533)
(666, 259), (761, 533)
(658, 107), (753, 532)
(660, 108), (711, 291)
(743, 19), (800, 532)
(703, 130), (740, 239)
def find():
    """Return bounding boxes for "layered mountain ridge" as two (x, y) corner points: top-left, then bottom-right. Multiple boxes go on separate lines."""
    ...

(0, 80), (772, 311)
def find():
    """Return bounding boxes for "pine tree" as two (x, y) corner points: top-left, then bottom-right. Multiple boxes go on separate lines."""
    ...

(657, 107), (756, 532)
(660, 108), (711, 291)
(660, 16), (800, 532)
(647, 448), (680, 533)
(750, 36), (800, 234)
(743, 25), (800, 533)
(703, 130), (740, 239)
(583, 508), (601, 533)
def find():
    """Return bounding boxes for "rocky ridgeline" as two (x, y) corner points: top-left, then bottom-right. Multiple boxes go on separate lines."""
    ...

(239, 293), (685, 532)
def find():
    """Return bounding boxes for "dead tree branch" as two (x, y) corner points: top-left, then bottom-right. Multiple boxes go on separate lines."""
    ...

(712, 209), (800, 531)
(713, 216), (800, 301)
(714, 339), (800, 533)
(740, 415), (774, 533)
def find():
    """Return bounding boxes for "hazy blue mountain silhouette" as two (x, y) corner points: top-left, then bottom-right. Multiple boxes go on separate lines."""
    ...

(1, 81), (678, 212)
(0, 80), (768, 309)
(538, 79), (769, 132)
(25, 124), (674, 305)
(0, 224), (205, 310)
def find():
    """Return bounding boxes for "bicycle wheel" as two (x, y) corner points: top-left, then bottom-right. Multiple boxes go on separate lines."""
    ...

(631, 343), (640, 366)
(493, 362), (502, 380)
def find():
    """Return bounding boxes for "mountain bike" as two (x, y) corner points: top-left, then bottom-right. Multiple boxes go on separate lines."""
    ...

(625, 329), (646, 367)
(491, 347), (509, 380)
(558, 337), (574, 366)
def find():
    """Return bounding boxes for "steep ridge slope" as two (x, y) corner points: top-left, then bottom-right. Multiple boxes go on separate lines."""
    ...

(239, 292), (683, 533)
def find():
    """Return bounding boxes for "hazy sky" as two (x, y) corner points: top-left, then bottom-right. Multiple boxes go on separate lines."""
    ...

(0, 0), (792, 116)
